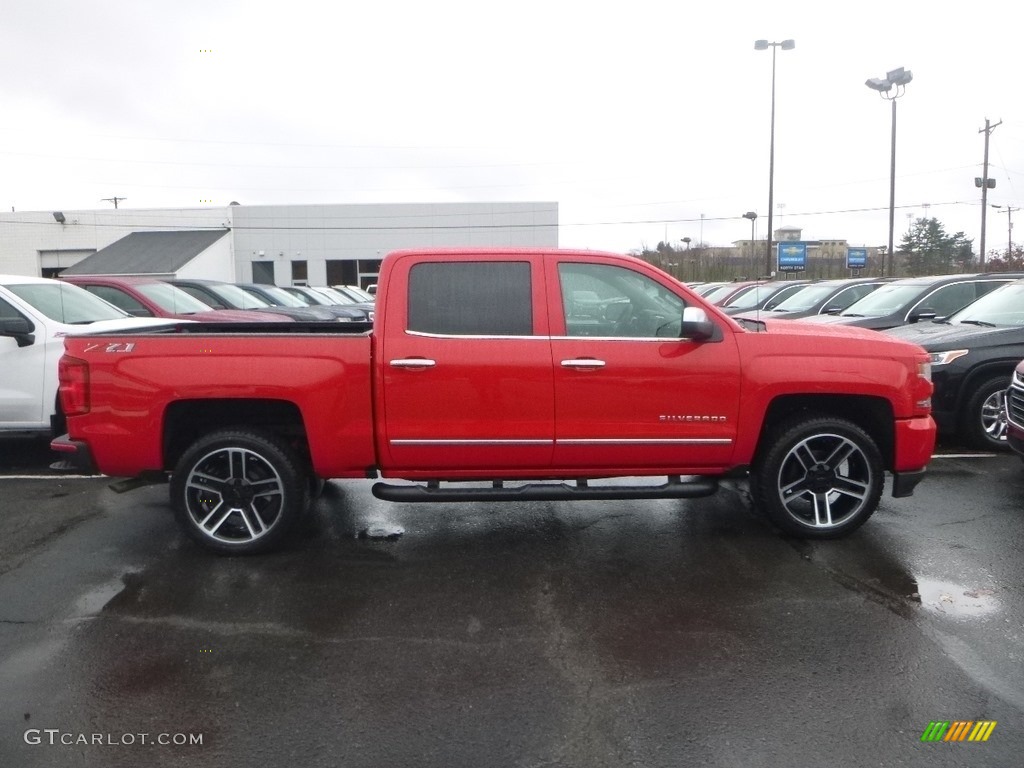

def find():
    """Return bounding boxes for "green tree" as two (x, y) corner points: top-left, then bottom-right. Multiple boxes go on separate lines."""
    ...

(898, 217), (974, 275)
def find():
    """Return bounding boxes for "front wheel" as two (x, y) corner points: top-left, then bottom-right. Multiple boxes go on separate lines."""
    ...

(961, 375), (1010, 451)
(751, 417), (884, 538)
(169, 430), (308, 555)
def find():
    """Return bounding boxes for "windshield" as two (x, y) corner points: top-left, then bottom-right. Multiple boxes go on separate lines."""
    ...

(136, 282), (214, 314)
(723, 283), (791, 310)
(771, 283), (839, 312)
(702, 285), (739, 303)
(7, 282), (129, 323)
(840, 283), (927, 316)
(211, 283), (272, 308)
(294, 288), (329, 305)
(950, 282), (1024, 326)
(257, 285), (307, 307)
(338, 285), (374, 301)
(313, 287), (355, 305)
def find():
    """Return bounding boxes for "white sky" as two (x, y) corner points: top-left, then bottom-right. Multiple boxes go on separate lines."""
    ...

(2, 0), (1023, 256)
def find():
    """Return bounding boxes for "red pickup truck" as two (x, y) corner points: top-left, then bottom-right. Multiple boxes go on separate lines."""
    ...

(52, 248), (936, 554)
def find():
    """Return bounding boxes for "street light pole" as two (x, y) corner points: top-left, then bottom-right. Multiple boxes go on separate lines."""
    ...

(743, 211), (758, 277)
(755, 39), (795, 278)
(866, 67), (913, 277)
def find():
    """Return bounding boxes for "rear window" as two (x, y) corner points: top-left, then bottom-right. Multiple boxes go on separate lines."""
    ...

(408, 262), (532, 336)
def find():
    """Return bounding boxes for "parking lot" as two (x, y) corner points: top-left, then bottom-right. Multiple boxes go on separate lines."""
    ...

(1, 440), (1022, 767)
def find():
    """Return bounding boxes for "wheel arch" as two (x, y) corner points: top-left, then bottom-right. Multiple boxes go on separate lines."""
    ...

(162, 399), (311, 472)
(954, 362), (1017, 412)
(754, 394), (895, 469)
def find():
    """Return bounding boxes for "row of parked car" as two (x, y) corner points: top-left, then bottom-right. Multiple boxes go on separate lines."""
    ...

(0, 273), (375, 437)
(62, 276), (376, 323)
(691, 272), (1024, 452)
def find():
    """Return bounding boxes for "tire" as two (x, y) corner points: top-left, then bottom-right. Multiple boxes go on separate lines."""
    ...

(961, 375), (1011, 451)
(169, 430), (308, 555)
(751, 417), (884, 538)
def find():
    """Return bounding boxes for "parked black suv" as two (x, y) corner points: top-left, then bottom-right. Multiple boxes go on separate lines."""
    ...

(885, 279), (1024, 450)
(799, 273), (1021, 331)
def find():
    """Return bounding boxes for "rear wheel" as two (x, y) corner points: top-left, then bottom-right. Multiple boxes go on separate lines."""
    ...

(169, 430), (308, 554)
(751, 417), (883, 538)
(961, 375), (1010, 451)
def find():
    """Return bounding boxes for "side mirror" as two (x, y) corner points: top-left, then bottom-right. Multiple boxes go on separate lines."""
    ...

(909, 308), (937, 323)
(0, 316), (36, 347)
(680, 307), (714, 341)
(823, 305), (842, 315)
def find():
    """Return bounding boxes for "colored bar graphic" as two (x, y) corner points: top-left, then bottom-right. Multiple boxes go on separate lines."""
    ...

(968, 721), (997, 742)
(944, 721), (972, 741)
(921, 720), (996, 742)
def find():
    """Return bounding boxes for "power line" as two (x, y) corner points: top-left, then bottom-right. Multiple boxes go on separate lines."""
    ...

(0, 200), (975, 232)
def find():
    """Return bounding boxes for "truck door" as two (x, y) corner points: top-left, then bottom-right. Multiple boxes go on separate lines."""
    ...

(0, 296), (46, 430)
(548, 259), (741, 471)
(379, 256), (555, 472)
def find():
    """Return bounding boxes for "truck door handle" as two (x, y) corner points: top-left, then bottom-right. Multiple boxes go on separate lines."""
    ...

(390, 358), (437, 368)
(561, 358), (606, 369)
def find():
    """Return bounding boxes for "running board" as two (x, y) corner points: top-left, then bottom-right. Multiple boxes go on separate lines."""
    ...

(371, 476), (719, 503)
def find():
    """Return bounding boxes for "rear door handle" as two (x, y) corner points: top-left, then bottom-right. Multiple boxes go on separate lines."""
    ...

(561, 359), (606, 369)
(390, 358), (437, 368)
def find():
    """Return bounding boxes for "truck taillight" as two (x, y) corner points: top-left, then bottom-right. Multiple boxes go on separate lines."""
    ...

(58, 356), (90, 416)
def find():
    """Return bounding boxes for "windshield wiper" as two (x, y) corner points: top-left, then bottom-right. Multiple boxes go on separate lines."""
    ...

(957, 319), (997, 327)
(841, 313), (866, 318)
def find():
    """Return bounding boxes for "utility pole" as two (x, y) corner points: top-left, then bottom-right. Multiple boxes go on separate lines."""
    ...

(992, 204), (1017, 259)
(977, 118), (1002, 268)
(101, 196), (127, 209)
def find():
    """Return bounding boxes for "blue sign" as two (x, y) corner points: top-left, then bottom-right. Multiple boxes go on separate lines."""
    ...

(847, 248), (867, 269)
(778, 243), (806, 272)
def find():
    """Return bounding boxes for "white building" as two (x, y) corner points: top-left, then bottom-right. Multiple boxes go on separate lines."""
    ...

(0, 201), (559, 288)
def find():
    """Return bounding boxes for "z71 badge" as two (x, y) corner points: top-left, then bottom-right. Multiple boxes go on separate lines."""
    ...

(84, 342), (136, 353)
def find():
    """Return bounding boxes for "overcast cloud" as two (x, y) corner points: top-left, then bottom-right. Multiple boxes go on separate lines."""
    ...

(2, 0), (1023, 255)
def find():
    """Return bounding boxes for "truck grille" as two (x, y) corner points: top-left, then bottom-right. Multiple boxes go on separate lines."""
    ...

(1009, 378), (1024, 428)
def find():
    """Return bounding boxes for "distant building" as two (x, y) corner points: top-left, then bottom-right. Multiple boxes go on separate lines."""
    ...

(0, 202), (559, 288)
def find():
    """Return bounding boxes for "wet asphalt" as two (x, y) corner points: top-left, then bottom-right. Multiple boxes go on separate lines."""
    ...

(0, 441), (1022, 767)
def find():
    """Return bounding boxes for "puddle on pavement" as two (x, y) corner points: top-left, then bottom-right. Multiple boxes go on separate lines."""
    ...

(357, 525), (405, 541)
(72, 575), (132, 617)
(912, 577), (999, 618)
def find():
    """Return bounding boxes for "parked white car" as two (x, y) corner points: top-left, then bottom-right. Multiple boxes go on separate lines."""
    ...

(0, 275), (175, 437)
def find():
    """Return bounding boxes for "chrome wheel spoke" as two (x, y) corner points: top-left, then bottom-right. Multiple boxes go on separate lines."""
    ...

(811, 492), (833, 527)
(831, 475), (870, 500)
(791, 444), (816, 472)
(239, 505), (267, 538)
(201, 505), (235, 536)
(781, 476), (810, 496)
(823, 440), (857, 472)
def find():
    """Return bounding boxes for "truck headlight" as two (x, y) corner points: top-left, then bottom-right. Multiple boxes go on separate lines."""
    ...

(928, 349), (968, 366)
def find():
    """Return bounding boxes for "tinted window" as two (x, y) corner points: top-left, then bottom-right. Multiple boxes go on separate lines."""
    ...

(84, 285), (152, 316)
(917, 283), (977, 317)
(0, 296), (26, 320)
(408, 262), (532, 336)
(177, 285), (227, 309)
